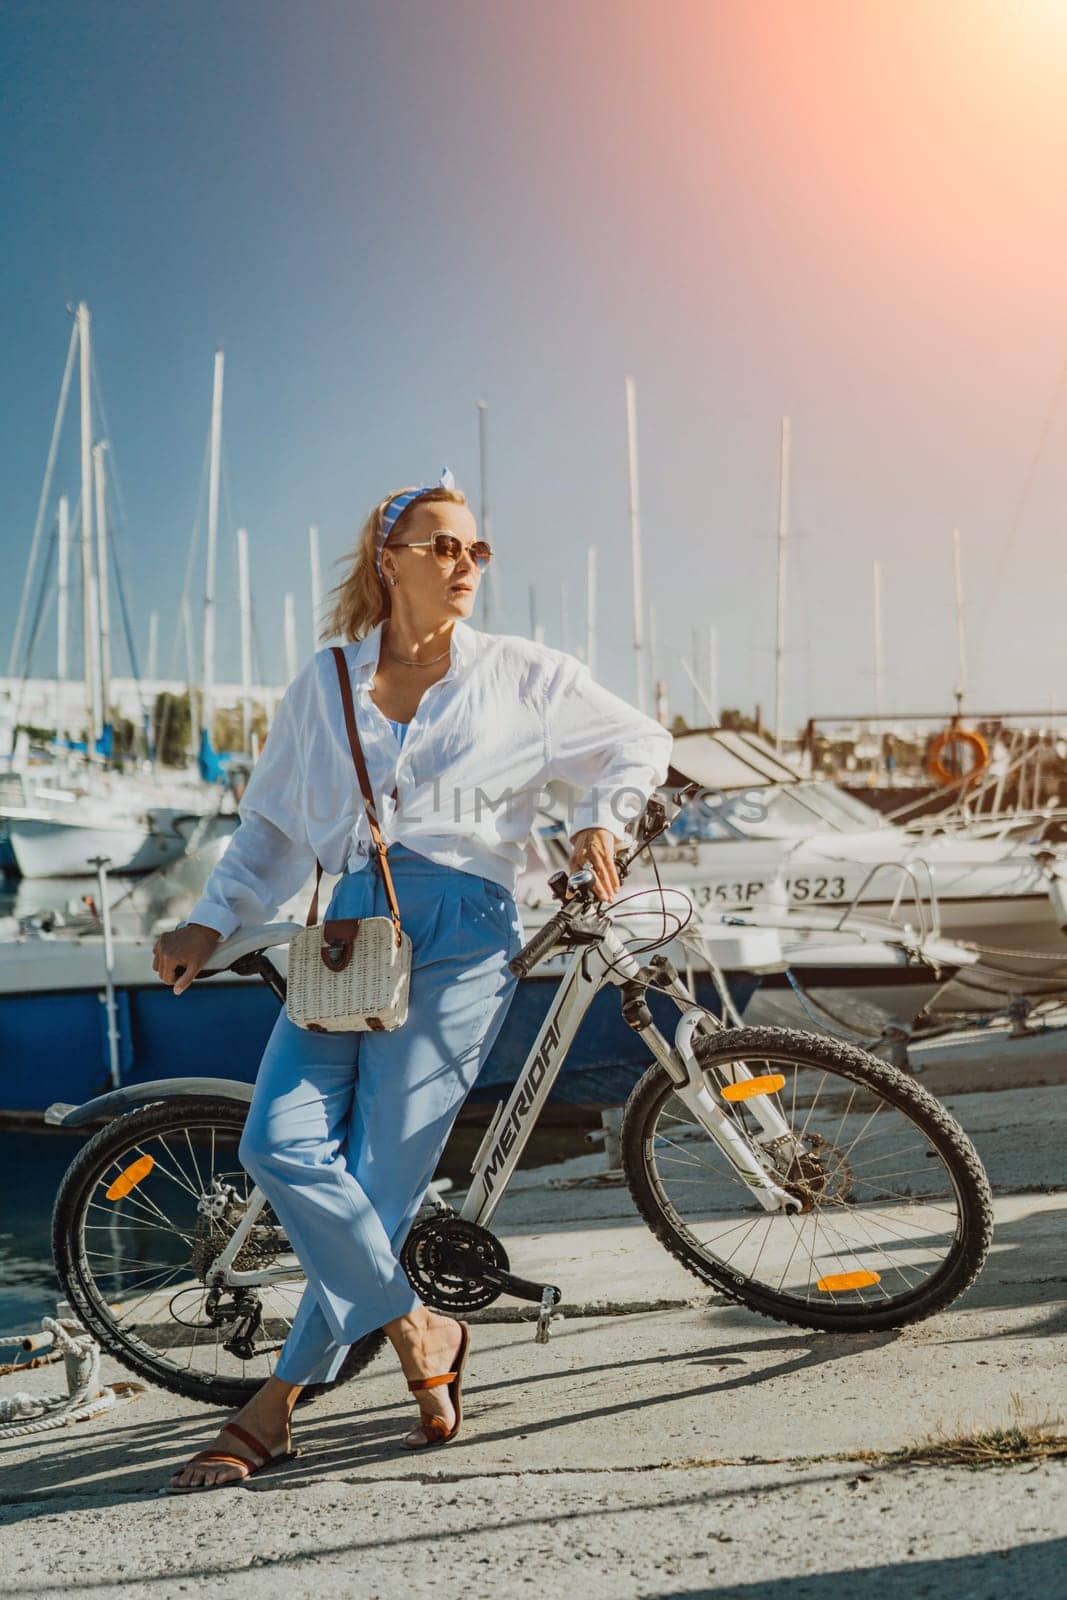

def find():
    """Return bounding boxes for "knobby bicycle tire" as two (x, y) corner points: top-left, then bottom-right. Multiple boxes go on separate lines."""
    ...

(52, 1097), (385, 1408)
(621, 1026), (993, 1333)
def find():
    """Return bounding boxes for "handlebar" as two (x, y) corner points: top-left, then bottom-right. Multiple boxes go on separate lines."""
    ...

(508, 910), (571, 979)
(508, 784), (700, 978)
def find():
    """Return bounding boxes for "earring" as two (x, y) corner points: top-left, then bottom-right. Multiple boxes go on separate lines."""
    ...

(389, 576), (398, 588)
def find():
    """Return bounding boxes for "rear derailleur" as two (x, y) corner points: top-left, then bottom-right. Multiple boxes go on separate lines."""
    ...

(202, 1284), (266, 1362)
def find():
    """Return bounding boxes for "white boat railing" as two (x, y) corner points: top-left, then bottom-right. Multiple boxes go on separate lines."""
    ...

(833, 858), (941, 942)
(902, 736), (1056, 841)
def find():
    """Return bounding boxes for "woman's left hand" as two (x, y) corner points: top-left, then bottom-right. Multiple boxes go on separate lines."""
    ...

(568, 827), (622, 903)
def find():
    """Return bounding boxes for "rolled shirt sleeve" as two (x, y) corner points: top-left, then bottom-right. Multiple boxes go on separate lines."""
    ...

(543, 657), (673, 846)
(186, 681), (316, 939)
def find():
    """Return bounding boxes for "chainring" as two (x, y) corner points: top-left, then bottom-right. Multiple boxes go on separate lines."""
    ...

(400, 1215), (509, 1313)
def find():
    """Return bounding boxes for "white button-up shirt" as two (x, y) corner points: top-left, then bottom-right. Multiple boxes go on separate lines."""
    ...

(187, 619), (673, 939)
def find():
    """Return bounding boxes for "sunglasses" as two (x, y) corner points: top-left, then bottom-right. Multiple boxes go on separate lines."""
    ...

(391, 533), (493, 570)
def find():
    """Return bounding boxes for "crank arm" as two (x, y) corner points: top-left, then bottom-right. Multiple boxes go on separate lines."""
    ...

(441, 1250), (562, 1308)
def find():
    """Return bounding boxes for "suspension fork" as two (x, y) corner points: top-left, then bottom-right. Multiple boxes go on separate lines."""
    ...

(610, 949), (801, 1214)
(640, 954), (795, 1144)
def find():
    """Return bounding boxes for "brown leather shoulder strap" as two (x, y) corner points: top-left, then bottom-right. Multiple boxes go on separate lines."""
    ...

(330, 645), (403, 946)
(306, 861), (324, 928)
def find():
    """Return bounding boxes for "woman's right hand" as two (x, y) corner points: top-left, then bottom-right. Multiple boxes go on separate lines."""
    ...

(152, 924), (223, 997)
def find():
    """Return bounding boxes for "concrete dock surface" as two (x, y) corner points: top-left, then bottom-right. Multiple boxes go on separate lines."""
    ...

(1, 1071), (1064, 1598)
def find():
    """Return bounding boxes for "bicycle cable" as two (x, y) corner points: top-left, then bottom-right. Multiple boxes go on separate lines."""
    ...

(555, 827), (703, 994)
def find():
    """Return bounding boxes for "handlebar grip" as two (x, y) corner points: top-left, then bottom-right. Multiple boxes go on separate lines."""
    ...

(508, 912), (566, 979)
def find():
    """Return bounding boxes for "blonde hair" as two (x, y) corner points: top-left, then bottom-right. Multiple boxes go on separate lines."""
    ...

(322, 485), (469, 642)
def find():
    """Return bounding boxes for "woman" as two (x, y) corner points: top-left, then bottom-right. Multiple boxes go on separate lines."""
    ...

(155, 475), (672, 1490)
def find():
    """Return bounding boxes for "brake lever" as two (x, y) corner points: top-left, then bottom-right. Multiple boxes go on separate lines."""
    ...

(618, 783), (701, 868)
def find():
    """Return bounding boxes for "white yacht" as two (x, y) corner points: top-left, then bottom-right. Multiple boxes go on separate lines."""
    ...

(657, 729), (1066, 958)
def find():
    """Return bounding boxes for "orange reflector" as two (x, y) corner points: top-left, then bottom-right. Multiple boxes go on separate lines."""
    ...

(721, 1074), (786, 1102)
(817, 1270), (881, 1293)
(105, 1155), (155, 1201)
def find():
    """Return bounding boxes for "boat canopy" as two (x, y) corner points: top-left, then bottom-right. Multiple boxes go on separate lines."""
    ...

(667, 730), (806, 793)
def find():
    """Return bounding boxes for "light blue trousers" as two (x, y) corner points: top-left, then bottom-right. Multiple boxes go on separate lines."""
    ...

(239, 844), (524, 1386)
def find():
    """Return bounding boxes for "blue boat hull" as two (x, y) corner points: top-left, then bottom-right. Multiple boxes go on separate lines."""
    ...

(0, 972), (759, 1117)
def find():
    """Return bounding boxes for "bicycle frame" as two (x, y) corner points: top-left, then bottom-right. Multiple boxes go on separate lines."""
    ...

(459, 913), (802, 1229)
(203, 889), (805, 1294)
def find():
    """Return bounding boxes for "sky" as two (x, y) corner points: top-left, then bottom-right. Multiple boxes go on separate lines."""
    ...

(4, 0), (1067, 733)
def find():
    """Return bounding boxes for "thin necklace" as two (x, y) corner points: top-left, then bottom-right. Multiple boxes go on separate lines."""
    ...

(384, 635), (451, 668)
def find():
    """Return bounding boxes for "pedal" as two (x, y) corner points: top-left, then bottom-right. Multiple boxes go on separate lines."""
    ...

(1007, 998), (1039, 1038)
(400, 1214), (563, 1329)
(535, 1285), (562, 1344)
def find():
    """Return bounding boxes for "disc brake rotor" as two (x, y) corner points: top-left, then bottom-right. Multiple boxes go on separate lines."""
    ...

(769, 1132), (854, 1211)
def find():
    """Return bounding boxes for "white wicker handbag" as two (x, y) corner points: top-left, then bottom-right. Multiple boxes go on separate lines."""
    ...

(285, 646), (412, 1034)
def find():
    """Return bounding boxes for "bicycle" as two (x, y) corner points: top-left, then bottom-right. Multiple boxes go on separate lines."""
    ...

(50, 787), (994, 1408)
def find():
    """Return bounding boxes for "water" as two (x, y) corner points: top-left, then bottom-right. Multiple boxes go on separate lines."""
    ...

(0, 1129), (73, 1341)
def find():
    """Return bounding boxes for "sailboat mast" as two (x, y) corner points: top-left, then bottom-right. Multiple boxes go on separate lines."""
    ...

(147, 610), (159, 682)
(873, 560), (885, 722)
(708, 625), (719, 724)
(8, 319), (77, 679)
(182, 596), (198, 753)
(773, 415), (791, 752)
(92, 442), (111, 727)
(56, 496), (69, 743)
(528, 584), (543, 643)
(77, 303), (101, 744)
(202, 348), (224, 746)
(953, 528), (968, 706)
(625, 376), (647, 711)
(477, 399), (494, 631)
(237, 528), (253, 751)
(309, 524), (322, 645)
(284, 592), (297, 683)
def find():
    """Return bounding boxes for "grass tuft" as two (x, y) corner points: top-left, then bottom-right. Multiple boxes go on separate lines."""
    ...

(886, 1395), (1067, 1472)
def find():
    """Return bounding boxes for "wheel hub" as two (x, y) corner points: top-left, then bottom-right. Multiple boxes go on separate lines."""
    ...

(770, 1132), (854, 1211)
(188, 1200), (285, 1279)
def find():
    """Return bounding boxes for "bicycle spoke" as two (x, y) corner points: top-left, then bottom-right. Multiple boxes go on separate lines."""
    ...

(643, 1040), (975, 1317)
(63, 1103), (325, 1397)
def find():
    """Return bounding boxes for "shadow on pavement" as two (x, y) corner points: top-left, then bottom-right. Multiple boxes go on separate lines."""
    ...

(648, 1534), (1067, 1599)
(0, 1316), (881, 1519)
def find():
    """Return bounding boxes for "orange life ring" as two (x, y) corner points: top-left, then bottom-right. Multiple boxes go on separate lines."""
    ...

(925, 727), (989, 786)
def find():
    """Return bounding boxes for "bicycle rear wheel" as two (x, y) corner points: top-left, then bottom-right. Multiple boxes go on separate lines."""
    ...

(622, 1027), (993, 1332)
(53, 1097), (385, 1407)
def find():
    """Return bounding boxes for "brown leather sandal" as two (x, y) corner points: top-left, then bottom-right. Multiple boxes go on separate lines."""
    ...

(167, 1420), (301, 1494)
(404, 1320), (471, 1449)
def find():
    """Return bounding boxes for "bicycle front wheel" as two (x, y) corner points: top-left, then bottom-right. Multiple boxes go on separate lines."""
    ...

(53, 1097), (385, 1407)
(622, 1027), (993, 1332)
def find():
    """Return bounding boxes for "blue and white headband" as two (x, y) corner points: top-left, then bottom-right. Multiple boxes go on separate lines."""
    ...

(375, 467), (456, 583)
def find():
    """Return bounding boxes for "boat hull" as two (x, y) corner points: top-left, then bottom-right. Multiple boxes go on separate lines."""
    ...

(6, 817), (188, 878)
(0, 963), (760, 1116)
